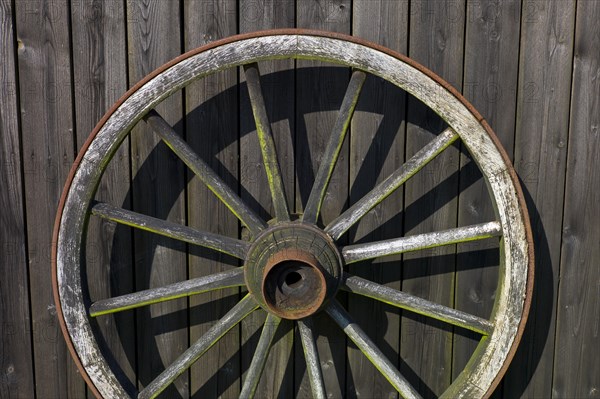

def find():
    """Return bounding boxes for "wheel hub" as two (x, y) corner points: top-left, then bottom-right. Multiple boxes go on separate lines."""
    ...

(244, 223), (342, 319)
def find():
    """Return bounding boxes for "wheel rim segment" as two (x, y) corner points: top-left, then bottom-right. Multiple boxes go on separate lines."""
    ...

(52, 29), (533, 399)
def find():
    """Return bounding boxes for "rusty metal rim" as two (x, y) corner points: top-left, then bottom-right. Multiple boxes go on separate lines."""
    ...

(51, 28), (534, 398)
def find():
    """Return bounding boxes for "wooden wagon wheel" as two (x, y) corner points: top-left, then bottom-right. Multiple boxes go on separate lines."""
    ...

(53, 30), (533, 399)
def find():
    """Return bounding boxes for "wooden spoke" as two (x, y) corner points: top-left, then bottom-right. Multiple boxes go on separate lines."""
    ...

(89, 268), (245, 317)
(297, 318), (327, 399)
(243, 63), (290, 222)
(326, 301), (422, 399)
(342, 221), (502, 264)
(143, 110), (267, 235)
(91, 201), (250, 259)
(138, 295), (258, 399)
(342, 274), (494, 335)
(326, 128), (459, 240)
(239, 313), (282, 399)
(302, 70), (367, 224)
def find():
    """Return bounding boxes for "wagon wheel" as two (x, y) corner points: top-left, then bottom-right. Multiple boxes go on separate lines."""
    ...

(53, 30), (533, 399)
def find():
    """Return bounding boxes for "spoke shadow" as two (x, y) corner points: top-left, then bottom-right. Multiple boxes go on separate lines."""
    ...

(294, 67), (349, 220)
(347, 154), (484, 246)
(495, 180), (553, 396)
(190, 317), (296, 399)
(349, 247), (500, 282)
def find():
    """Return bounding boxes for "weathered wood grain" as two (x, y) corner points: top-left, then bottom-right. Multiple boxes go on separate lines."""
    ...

(349, 3), (408, 396)
(70, 1), (135, 395)
(89, 268), (245, 317)
(504, 1), (576, 397)
(552, 1), (600, 397)
(296, 3), (351, 397)
(343, 221), (502, 264)
(455, 2), (521, 397)
(0, 1), (35, 397)
(126, 1), (187, 396)
(240, 2), (296, 397)
(297, 318), (327, 399)
(14, 0), (85, 397)
(244, 62), (291, 222)
(183, 1), (241, 397)
(402, 1), (465, 396)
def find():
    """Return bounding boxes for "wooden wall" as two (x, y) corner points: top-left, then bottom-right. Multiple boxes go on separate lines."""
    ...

(1, 0), (598, 398)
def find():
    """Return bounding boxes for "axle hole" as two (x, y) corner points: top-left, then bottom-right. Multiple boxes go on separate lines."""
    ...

(285, 271), (303, 287)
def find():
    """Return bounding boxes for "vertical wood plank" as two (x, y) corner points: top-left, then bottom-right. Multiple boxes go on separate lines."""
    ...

(0, 1), (35, 397)
(296, 2), (351, 397)
(454, 2), (521, 396)
(14, 0), (85, 397)
(183, 1), (240, 397)
(503, 1), (575, 397)
(348, 1), (408, 398)
(70, 0), (135, 394)
(239, 1), (296, 398)
(126, 1), (187, 396)
(552, 0), (600, 397)
(402, 1), (464, 397)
